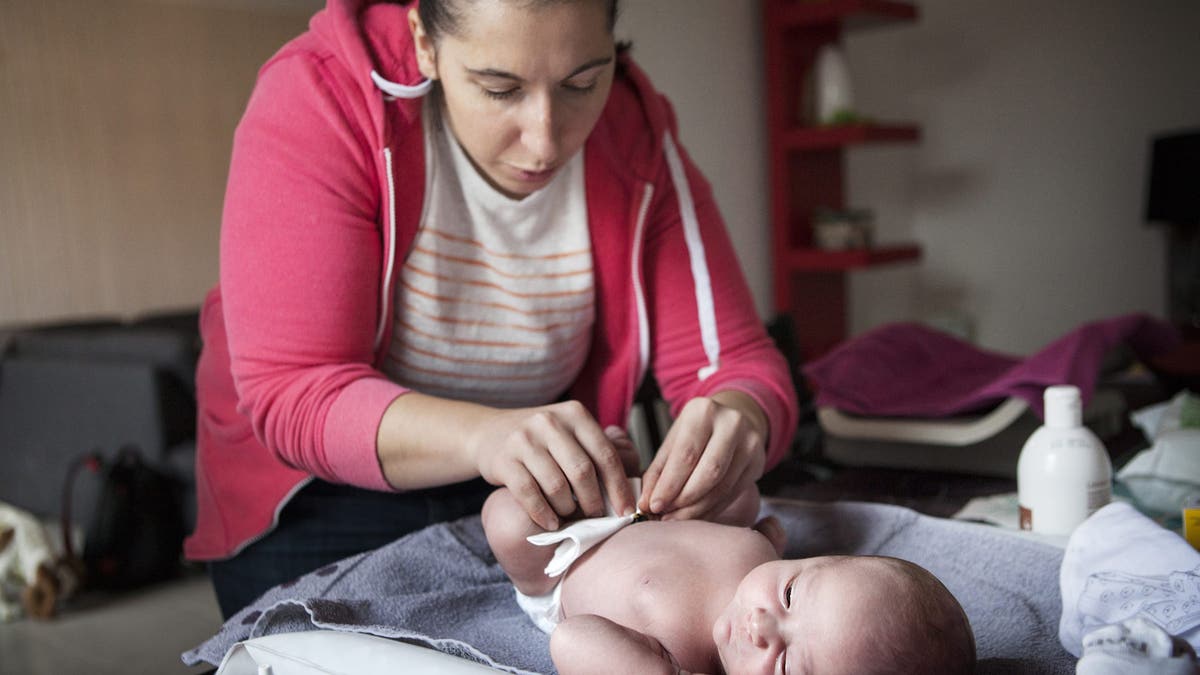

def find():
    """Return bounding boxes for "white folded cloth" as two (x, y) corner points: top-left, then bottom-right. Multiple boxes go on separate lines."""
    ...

(1076, 617), (1199, 675)
(1060, 501), (1200, 657)
(1119, 392), (1200, 513)
(525, 477), (643, 578)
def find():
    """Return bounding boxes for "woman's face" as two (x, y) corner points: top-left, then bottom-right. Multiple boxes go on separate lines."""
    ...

(410, 1), (615, 199)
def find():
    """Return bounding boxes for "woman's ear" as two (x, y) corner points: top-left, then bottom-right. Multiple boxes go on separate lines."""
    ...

(408, 8), (438, 81)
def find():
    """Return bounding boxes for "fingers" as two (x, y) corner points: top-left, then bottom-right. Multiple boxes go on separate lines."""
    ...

(662, 458), (758, 523)
(639, 397), (766, 519)
(481, 403), (635, 531)
(547, 405), (634, 517)
(640, 424), (702, 514)
(502, 464), (562, 532)
(533, 410), (605, 518)
(605, 425), (642, 476)
(671, 412), (742, 508)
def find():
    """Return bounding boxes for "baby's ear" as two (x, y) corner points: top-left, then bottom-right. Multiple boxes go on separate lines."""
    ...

(753, 516), (787, 556)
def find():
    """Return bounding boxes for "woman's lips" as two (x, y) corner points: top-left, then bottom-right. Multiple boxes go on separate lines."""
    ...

(512, 166), (556, 183)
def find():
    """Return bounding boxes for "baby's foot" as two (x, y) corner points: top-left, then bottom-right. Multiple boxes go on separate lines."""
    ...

(753, 516), (787, 556)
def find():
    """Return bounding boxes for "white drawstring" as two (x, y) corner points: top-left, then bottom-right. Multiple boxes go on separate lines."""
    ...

(662, 133), (721, 380)
(370, 70), (433, 99)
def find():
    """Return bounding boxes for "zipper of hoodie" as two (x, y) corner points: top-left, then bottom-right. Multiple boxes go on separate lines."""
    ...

(373, 147), (399, 354)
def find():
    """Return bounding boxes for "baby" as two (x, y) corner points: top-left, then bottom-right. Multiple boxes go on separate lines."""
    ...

(483, 484), (975, 675)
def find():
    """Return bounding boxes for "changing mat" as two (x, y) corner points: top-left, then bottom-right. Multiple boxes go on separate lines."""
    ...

(183, 499), (1076, 674)
(804, 313), (1179, 419)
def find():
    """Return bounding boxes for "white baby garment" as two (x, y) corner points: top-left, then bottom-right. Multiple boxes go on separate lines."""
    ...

(515, 478), (642, 633)
(1060, 501), (1200, 657)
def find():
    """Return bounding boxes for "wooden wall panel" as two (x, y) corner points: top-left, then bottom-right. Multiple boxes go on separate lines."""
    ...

(0, 0), (315, 325)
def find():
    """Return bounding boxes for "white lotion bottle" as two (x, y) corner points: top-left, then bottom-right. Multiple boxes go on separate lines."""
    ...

(1017, 385), (1112, 535)
(813, 44), (854, 125)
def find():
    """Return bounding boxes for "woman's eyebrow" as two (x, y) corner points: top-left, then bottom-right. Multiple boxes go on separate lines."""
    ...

(466, 56), (614, 82)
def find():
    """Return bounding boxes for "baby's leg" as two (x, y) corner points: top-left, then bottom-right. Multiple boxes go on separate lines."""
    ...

(482, 488), (560, 597)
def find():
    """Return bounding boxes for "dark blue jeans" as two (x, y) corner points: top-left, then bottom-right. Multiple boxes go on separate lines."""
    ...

(208, 477), (492, 619)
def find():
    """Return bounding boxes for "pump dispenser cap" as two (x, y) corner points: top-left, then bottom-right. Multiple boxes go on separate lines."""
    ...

(1044, 385), (1082, 428)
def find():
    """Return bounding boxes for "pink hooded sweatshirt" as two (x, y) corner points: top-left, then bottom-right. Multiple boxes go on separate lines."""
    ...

(186, 0), (798, 560)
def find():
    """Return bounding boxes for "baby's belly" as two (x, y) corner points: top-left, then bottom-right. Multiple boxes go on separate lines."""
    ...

(559, 523), (682, 625)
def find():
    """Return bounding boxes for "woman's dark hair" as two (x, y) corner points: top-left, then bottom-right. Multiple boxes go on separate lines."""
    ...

(404, 0), (621, 43)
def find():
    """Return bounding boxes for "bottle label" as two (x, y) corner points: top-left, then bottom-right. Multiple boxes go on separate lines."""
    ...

(1087, 480), (1112, 514)
(1019, 505), (1032, 530)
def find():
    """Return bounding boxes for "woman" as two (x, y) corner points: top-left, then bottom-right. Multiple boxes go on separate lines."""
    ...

(187, 0), (798, 619)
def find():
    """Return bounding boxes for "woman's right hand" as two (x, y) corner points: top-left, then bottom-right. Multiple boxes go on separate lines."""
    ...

(468, 401), (637, 531)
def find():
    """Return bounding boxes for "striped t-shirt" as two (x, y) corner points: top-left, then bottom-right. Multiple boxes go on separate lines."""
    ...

(383, 103), (594, 407)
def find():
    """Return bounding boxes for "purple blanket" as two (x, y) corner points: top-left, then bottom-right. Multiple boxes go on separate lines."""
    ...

(803, 314), (1179, 419)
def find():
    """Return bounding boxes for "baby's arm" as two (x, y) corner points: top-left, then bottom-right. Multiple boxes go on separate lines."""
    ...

(551, 614), (692, 675)
(481, 487), (561, 596)
(713, 484), (787, 556)
(708, 480), (762, 527)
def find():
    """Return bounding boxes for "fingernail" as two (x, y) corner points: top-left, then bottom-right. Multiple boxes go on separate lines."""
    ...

(547, 518), (558, 531)
(651, 500), (664, 513)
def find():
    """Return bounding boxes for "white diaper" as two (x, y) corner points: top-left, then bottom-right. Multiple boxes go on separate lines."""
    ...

(514, 478), (642, 633)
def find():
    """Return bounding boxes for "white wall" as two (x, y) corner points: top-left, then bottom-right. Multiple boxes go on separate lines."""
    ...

(0, 0), (317, 326)
(843, 1), (1198, 353)
(623, 0), (1198, 355)
(616, 0), (772, 318)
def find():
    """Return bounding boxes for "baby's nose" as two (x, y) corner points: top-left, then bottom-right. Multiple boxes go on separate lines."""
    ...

(749, 608), (779, 648)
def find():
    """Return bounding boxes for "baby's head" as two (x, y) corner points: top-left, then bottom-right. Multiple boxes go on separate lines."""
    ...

(713, 555), (975, 675)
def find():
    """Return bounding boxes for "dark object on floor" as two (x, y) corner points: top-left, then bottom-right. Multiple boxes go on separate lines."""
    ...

(0, 309), (199, 525)
(62, 447), (185, 590)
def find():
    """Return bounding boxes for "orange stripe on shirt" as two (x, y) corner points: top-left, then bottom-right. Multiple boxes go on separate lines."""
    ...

(402, 303), (584, 334)
(399, 278), (593, 317)
(404, 264), (593, 299)
(396, 318), (590, 350)
(389, 339), (587, 369)
(423, 228), (591, 261)
(411, 245), (591, 280)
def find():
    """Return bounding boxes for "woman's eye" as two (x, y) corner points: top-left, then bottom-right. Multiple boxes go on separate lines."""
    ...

(784, 581), (793, 608)
(564, 80), (598, 94)
(483, 87), (519, 101)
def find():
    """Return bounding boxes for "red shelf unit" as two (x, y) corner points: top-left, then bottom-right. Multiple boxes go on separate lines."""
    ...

(764, 0), (922, 360)
(783, 123), (919, 150)
(784, 244), (922, 272)
(776, 0), (917, 28)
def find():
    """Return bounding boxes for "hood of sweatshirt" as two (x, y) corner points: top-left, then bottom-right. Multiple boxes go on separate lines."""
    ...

(301, 0), (668, 175)
(304, 1), (427, 143)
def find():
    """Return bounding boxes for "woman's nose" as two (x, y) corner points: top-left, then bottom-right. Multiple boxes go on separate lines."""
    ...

(520, 94), (558, 164)
(749, 607), (779, 648)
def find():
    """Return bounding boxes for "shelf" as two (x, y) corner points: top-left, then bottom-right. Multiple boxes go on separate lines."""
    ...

(764, 0), (923, 360)
(783, 243), (921, 271)
(783, 123), (920, 150)
(776, 0), (918, 30)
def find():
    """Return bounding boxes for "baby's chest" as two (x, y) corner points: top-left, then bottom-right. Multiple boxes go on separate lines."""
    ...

(562, 557), (681, 623)
(561, 555), (713, 661)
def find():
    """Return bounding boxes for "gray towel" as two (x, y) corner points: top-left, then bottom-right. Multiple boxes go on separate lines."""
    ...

(184, 499), (1075, 674)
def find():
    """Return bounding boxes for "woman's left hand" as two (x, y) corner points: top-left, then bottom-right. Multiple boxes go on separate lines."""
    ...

(637, 391), (768, 521)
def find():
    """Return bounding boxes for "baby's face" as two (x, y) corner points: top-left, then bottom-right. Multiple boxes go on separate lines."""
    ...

(712, 556), (890, 675)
